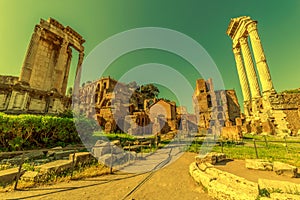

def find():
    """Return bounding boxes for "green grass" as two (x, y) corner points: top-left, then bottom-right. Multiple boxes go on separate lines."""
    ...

(188, 136), (300, 167)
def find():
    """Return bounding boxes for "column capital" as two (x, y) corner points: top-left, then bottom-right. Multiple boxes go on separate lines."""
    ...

(246, 21), (258, 33)
(233, 46), (241, 54)
(239, 36), (248, 45)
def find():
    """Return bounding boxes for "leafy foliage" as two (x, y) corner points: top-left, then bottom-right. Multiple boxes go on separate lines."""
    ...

(0, 113), (96, 151)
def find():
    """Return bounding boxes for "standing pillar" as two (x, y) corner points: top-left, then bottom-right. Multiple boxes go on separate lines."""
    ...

(233, 46), (251, 116)
(73, 52), (84, 97)
(19, 28), (41, 83)
(54, 40), (69, 94)
(239, 37), (261, 99)
(247, 21), (274, 94)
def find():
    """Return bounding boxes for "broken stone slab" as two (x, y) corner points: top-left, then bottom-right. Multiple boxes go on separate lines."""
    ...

(92, 142), (111, 157)
(21, 171), (39, 182)
(68, 152), (95, 166)
(207, 179), (258, 200)
(189, 162), (216, 189)
(245, 159), (273, 171)
(54, 150), (76, 160)
(258, 178), (300, 195)
(15, 151), (45, 161)
(273, 161), (298, 178)
(197, 162), (213, 172)
(47, 146), (63, 157)
(195, 152), (226, 165)
(0, 167), (25, 186)
(37, 160), (73, 174)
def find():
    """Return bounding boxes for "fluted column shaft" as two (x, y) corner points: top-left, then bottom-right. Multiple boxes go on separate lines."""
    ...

(233, 46), (251, 102)
(247, 21), (274, 94)
(239, 37), (261, 99)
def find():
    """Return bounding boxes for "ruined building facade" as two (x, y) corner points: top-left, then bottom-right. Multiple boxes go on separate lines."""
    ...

(227, 16), (300, 135)
(193, 78), (242, 139)
(79, 77), (180, 135)
(0, 18), (84, 114)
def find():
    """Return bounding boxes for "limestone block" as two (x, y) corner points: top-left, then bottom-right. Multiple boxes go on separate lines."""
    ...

(69, 152), (94, 166)
(189, 162), (215, 189)
(92, 142), (111, 157)
(37, 160), (73, 174)
(245, 159), (273, 171)
(273, 161), (298, 178)
(0, 167), (25, 185)
(208, 180), (258, 200)
(21, 171), (39, 182)
(258, 178), (300, 195)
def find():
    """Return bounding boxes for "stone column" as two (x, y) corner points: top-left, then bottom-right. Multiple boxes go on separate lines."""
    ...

(247, 21), (274, 94)
(73, 52), (84, 97)
(61, 47), (72, 95)
(54, 40), (69, 94)
(19, 28), (41, 83)
(233, 46), (251, 102)
(239, 37), (261, 99)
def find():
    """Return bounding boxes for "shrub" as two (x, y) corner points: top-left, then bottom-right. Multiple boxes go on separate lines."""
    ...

(0, 113), (96, 151)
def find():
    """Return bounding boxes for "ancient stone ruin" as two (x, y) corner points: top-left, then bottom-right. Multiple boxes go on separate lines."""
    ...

(227, 16), (300, 135)
(193, 78), (242, 140)
(78, 76), (197, 135)
(0, 18), (85, 114)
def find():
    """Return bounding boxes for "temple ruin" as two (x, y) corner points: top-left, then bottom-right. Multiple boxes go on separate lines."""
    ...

(227, 16), (300, 135)
(0, 18), (84, 114)
(193, 78), (242, 139)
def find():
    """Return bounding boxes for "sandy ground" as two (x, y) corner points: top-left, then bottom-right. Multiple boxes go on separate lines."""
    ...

(0, 152), (211, 200)
(1, 153), (299, 200)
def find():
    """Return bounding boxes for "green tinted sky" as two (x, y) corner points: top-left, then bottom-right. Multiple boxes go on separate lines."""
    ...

(1, 0), (300, 111)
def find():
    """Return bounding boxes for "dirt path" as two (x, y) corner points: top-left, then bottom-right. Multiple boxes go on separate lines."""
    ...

(0, 152), (211, 200)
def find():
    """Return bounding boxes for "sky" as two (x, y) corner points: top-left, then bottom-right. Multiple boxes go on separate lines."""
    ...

(0, 0), (300, 112)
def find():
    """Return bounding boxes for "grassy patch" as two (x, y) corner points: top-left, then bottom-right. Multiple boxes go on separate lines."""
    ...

(187, 135), (300, 167)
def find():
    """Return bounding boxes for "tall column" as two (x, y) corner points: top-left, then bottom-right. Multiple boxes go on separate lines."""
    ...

(247, 21), (274, 94)
(19, 28), (41, 83)
(239, 37), (261, 99)
(73, 52), (84, 97)
(54, 40), (69, 94)
(233, 46), (251, 102)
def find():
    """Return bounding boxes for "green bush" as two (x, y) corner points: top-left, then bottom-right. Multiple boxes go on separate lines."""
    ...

(0, 113), (96, 151)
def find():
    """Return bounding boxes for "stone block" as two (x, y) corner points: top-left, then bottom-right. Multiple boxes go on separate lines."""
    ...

(21, 171), (39, 182)
(245, 159), (273, 171)
(0, 167), (25, 185)
(92, 142), (111, 157)
(208, 180), (258, 200)
(54, 150), (74, 160)
(37, 160), (73, 174)
(273, 161), (298, 178)
(258, 178), (300, 195)
(69, 152), (94, 166)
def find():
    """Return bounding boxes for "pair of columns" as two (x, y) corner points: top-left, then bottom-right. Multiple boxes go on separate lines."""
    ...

(232, 21), (274, 109)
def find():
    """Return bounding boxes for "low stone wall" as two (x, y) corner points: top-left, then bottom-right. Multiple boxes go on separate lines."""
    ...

(246, 159), (298, 178)
(189, 162), (258, 200)
(190, 158), (300, 199)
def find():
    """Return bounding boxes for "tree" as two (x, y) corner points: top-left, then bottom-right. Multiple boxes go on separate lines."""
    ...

(140, 84), (160, 99)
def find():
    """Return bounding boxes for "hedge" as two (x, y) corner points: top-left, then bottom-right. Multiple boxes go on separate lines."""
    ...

(0, 112), (97, 151)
